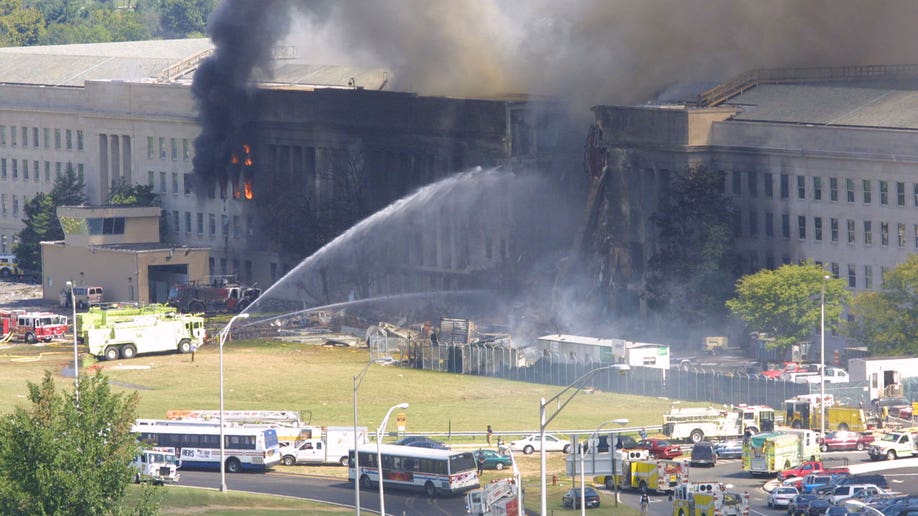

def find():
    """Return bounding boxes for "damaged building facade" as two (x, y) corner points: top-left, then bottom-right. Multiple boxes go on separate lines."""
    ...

(0, 40), (579, 305)
(588, 65), (918, 319)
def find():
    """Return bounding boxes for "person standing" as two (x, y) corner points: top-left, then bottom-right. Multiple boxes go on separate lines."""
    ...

(640, 490), (650, 516)
(487, 425), (493, 446)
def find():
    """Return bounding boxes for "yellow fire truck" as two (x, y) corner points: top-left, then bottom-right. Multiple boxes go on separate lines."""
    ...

(593, 449), (689, 493)
(672, 482), (750, 516)
(742, 430), (819, 477)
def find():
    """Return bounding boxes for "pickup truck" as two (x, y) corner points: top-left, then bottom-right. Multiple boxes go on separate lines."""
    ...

(777, 460), (850, 481)
(868, 431), (918, 461)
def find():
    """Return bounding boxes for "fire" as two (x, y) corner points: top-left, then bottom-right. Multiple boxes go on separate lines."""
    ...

(243, 179), (253, 199)
(230, 154), (239, 165)
(244, 156), (253, 166)
(242, 144), (251, 154)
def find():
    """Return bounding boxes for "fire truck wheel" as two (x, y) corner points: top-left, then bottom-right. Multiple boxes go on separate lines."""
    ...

(424, 481), (437, 497)
(339, 456), (349, 467)
(690, 429), (704, 443)
(178, 339), (192, 354)
(25, 332), (37, 344)
(105, 347), (120, 360)
(0, 269), (9, 278)
(121, 345), (137, 359)
(236, 300), (250, 312)
(190, 301), (206, 313)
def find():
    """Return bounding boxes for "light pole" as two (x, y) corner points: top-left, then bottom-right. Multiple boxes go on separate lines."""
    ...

(378, 402), (409, 516)
(65, 280), (78, 404)
(219, 312), (249, 492)
(539, 363), (630, 516)
(353, 358), (387, 515)
(819, 274), (829, 437)
(580, 418), (628, 515)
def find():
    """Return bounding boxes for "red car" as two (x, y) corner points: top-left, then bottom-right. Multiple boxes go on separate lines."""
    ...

(636, 438), (683, 459)
(818, 431), (875, 452)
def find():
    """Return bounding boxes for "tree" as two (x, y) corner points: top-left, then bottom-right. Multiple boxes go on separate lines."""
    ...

(15, 166), (85, 272)
(644, 165), (740, 327)
(157, 0), (214, 38)
(726, 263), (850, 350)
(0, 371), (161, 514)
(846, 254), (918, 355)
(107, 177), (166, 240)
(0, 1), (45, 46)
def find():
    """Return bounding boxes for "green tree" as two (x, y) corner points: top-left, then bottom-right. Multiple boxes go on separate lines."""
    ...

(846, 254), (918, 355)
(644, 165), (740, 327)
(157, 0), (214, 38)
(726, 263), (850, 350)
(107, 177), (159, 206)
(14, 166), (86, 272)
(0, 1), (45, 46)
(0, 371), (161, 514)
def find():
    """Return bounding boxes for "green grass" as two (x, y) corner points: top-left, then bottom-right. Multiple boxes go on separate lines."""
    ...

(0, 338), (666, 514)
(124, 485), (351, 514)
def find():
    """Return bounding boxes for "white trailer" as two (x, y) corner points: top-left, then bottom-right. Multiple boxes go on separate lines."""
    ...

(848, 357), (918, 400)
(279, 426), (368, 466)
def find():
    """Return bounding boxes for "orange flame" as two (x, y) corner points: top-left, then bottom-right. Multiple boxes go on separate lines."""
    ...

(244, 157), (253, 167)
(230, 154), (239, 165)
(243, 144), (251, 154)
(243, 180), (253, 200)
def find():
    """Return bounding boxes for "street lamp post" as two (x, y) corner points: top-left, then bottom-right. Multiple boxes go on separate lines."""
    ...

(353, 358), (386, 515)
(219, 312), (249, 493)
(539, 363), (630, 516)
(65, 281), (78, 404)
(820, 274), (830, 436)
(580, 418), (628, 515)
(378, 402), (409, 516)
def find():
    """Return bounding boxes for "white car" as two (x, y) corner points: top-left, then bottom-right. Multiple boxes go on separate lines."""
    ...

(767, 486), (799, 508)
(508, 434), (572, 455)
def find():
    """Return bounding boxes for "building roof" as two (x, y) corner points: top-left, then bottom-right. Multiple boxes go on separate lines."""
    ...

(729, 84), (918, 129)
(538, 334), (620, 347)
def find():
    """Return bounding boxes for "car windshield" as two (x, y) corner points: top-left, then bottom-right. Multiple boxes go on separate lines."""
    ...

(777, 488), (797, 494)
(656, 440), (672, 446)
(880, 434), (900, 442)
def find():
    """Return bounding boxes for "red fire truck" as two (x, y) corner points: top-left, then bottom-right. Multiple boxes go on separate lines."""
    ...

(1, 310), (69, 343)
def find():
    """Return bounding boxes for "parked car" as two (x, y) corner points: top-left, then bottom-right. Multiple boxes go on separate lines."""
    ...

(562, 486), (601, 509)
(690, 441), (717, 467)
(714, 439), (744, 459)
(828, 484), (883, 505)
(818, 431), (875, 452)
(393, 436), (448, 449)
(596, 434), (638, 453)
(806, 497), (832, 516)
(768, 486), (800, 508)
(508, 434), (571, 455)
(635, 438), (682, 459)
(472, 449), (512, 470)
(788, 493), (819, 516)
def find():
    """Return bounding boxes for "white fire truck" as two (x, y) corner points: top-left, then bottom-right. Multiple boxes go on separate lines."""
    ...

(0, 310), (69, 343)
(663, 404), (775, 443)
(466, 478), (523, 515)
(77, 305), (205, 360)
(131, 446), (181, 484)
(672, 482), (750, 516)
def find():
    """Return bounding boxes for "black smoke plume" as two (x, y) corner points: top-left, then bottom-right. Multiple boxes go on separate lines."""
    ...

(192, 0), (291, 190)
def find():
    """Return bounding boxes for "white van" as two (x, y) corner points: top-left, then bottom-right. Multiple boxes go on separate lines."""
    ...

(61, 286), (104, 309)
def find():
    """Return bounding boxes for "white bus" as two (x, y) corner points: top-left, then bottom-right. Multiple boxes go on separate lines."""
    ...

(348, 444), (479, 497)
(133, 419), (280, 473)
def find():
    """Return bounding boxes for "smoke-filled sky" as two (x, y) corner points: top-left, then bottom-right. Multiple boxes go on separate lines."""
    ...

(276, 0), (918, 107)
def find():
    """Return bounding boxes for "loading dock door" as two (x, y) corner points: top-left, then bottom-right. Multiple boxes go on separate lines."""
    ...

(147, 264), (188, 303)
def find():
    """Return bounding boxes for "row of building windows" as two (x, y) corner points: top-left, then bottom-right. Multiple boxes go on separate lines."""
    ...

(741, 254), (888, 291)
(726, 170), (918, 207)
(0, 158), (84, 183)
(147, 137), (192, 162)
(164, 210), (253, 240)
(0, 125), (83, 152)
(204, 256), (290, 286)
(735, 211), (918, 248)
(0, 234), (16, 254)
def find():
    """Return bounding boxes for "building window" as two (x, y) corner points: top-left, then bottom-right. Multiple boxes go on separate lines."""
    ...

(830, 177), (838, 201)
(43, 128), (49, 149)
(1, 158), (5, 179)
(797, 175), (806, 199)
(77, 163), (83, 180)
(233, 215), (240, 238)
(732, 171), (741, 195)
(764, 172), (773, 198)
(76, 130), (83, 151)
(183, 173), (194, 195)
(798, 216), (806, 239)
(87, 217), (125, 235)
(780, 174), (789, 199)
(831, 262), (839, 278)
(848, 264), (856, 288)
(749, 210), (758, 236)
(65, 129), (72, 150)
(171, 172), (179, 193)
(159, 171), (166, 193)
(846, 179), (855, 203)
(12, 195), (18, 216)
(0, 125), (5, 146)
(813, 177), (822, 201)
(172, 210), (179, 234)
(208, 213), (216, 236)
(32, 127), (38, 148)
(54, 129), (61, 149)
(32, 161), (38, 182)
(864, 265), (873, 290)
(12, 159), (17, 179)
(196, 212), (204, 234)
(881, 222), (889, 246)
(830, 218), (838, 242)
(765, 212), (774, 237)
(814, 217), (823, 241)
(147, 170), (154, 186)
(55, 162), (61, 179)
(21, 126), (27, 147)
(183, 138), (191, 160)
(863, 180), (871, 203)
(0, 194), (5, 215)
(147, 137), (155, 159)
(864, 220), (872, 245)
(748, 171), (757, 197)
(879, 180), (888, 205)
(782, 213), (790, 238)
(897, 223), (906, 247)
(10, 125), (16, 146)
(184, 211), (191, 233)
(221, 215), (229, 237)
(44, 161), (50, 182)
(170, 138), (178, 160)
(896, 182), (905, 206)
(159, 137), (166, 159)
(22, 161), (28, 180)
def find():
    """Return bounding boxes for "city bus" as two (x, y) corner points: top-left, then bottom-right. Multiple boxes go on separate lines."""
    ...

(349, 444), (479, 497)
(132, 419), (280, 473)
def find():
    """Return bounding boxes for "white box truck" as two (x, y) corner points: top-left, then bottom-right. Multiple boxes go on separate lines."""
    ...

(279, 426), (368, 466)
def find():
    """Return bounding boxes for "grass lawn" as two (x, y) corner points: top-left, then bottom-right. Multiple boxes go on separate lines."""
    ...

(0, 337), (665, 514)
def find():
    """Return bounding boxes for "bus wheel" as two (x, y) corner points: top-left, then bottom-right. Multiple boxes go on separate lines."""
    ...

(178, 339), (192, 354)
(104, 347), (120, 361)
(360, 475), (372, 489)
(339, 456), (349, 467)
(121, 345), (137, 359)
(424, 481), (437, 498)
(25, 332), (37, 344)
(226, 457), (242, 473)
